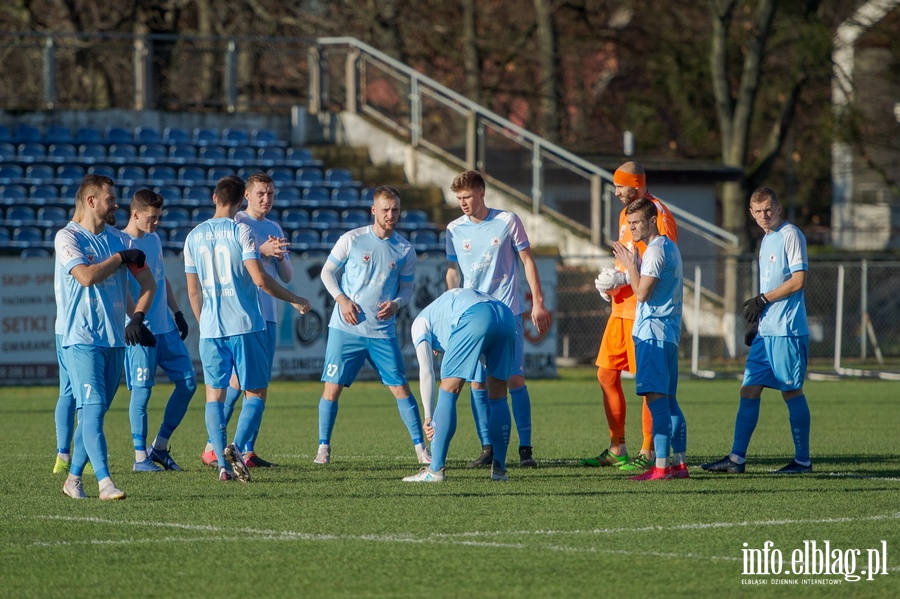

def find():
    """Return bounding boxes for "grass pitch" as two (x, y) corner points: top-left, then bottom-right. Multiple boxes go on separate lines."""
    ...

(1, 369), (898, 598)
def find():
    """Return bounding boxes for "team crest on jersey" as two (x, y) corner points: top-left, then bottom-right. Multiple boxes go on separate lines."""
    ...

(86, 253), (95, 263)
(491, 236), (500, 247)
(389, 260), (396, 270)
(362, 253), (371, 263)
(463, 240), (471, 252)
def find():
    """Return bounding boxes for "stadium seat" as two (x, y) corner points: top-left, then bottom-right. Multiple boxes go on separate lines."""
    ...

(325, 168), (354, 184)
(30, 184), (60, 202)
(178, 166), (206, 183)
(56, 165), (86, 185)
(275, 186), (302, 206)
(341, 208), (370, 228)
(192, 206), (215, 222)
(135, 127), (162, 143)
(79, 143), (107, 160)
(322, 230), (343, 246)
(6, 206), (37, 225)
(168, 226), (193, 244)
(207, 166), (235, 181)
(49, 144), (78, 161)
(304, 186), (331, 204)
(15, 124), (42, 142)
(199, 146), (227, 162)
(147, 166), (177, 184)
(109, 144), (138, 161)
(332, 188), (360, 206)
(13, 226), (45, 245)
(170, 144), (198, 161)
(140, 143), (168, 161)
(286, 147), (314, 165)
(88, 165), (116, 179)
(0, 165), (24, 181)
(223, 128), (248, 146)
(297, 167), (324, 185)
(410, 230), (439, 252)
(156, 185), (183, 201)
(185, 186), (212, 202)
(20, 247), (51, 258)
(0, 226), (9, 241)
(268, 167), (295, 184)
(0, 142), (17, 159)
(37, 206), (69, 226)
(114, 207), (129, 224)
(74, 126), (103, 143)
(311, 208), (340, 229)
(280, 208), (310, 230)
(162, 207), (192, 225)
(18, 143), (46, 159)
(290, 229), (320, 250)
(0, 184), (28, 202)
(258, 147), (285, 162)
(118, 166), (147, 184)
(105, 126), (133, 143)
(401, 210), (430, 229)
(44, 125), (73, 143)
(193, 128), (219, 145)
(251, 128), (280, 146)
(0, 124), (11, 142)
(25, 165), (56, 182)
(228, 145), (256, 163)
(164, 127), (191, 145)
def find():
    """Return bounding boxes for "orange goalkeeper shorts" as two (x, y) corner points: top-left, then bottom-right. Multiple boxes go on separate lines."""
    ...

(595, 316), (636, 373)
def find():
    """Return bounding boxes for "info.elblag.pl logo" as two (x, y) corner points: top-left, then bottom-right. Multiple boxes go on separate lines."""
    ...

(741, 540), (889, 585)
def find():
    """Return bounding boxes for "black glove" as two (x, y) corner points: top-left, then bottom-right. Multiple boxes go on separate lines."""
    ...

(173, 311), (189, 340)
(744, 322), (758, 346)
(125, 311), (156, 347)
(741, 293), (770, 325)
(118, 249), (146, 268)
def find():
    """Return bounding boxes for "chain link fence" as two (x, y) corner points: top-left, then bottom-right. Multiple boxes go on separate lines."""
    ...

(555, 258), (900, 376)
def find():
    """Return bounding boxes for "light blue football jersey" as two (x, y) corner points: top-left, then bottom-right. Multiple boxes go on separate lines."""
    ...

(326, 226), (416, 339)
(235, 211), (289, 323)
(758, 221), (809, 337)
(445, 208), (529, 315)
(54, 221), (78, 336)
(183, 217), (265, 339)
(633, 235), (683, 345)
(54, 223), (134, 348)
(124, 231), (175, 335)
(412, 288), (495, 352)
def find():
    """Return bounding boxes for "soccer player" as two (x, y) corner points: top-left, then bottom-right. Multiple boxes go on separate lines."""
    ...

(200, 172), (292, 469)
(57, 174), (158, 500)
(584, 161), (679, 473)
(123, 189), (197, 473)
(611, 197), (687, 481)
(701, 187), (813, 475)
(314, 185), (430, 466)
(184, 175), (310, 483)
(402, 288), (517, 483)
(445, 170), (551, 469)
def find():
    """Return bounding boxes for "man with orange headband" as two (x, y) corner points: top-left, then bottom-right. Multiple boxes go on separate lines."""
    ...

(582, 162), (678, 472)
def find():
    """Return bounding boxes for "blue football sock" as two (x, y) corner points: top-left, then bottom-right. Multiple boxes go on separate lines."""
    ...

(70, 413), (88, 477)
(54, 394), (76, 454)
(488, 396), (512, 470)
(156, 377), (196, 445)
(129, 387), (152, 451)
(669, 397), (687, 454)
(81, 403), (110, 480)
(318, 398), (338, 445)
(205, 402), (228, 470)
(648, 397), (672, 464)
(223, 386), (242, 426)
(469, 388), (491, 446)
(785, 395), (811, 463)
(233, 396), (265, 450)
(429, 389), (459, 472)
(510, 386), (532, 447)
(731, 397), (761, 458)
(396, 395), (424, 446)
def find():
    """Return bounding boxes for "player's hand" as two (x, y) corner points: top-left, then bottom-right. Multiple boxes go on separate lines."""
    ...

(118, 249), (146, 268)
(292, 297), (311, 314)
(598, 290), (610, 302)
(423, 418), (434, 441)
(744, 322), (758, 346)
(611, 241), (638, 271)
(594, 267), (627, 293)
(260, 235), (290, 261)
(742, 293), (770, 325)
(337, 295), (361, 325)
(376, 300), (399, 320)
(530, 301), (552, 334)
(125, 312), (156, 347)
(173, 311), (189, 340)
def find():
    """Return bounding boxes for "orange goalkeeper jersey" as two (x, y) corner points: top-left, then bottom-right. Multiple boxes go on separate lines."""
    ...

(609, 192), (679, 320)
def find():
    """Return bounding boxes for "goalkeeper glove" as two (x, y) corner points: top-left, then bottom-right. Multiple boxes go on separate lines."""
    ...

(125, 311), (156, 347)
(741, 293), (770, 325)
(744, 322), (758, 346)
(118, 249), (146, 268)
(594, 267), (627, 294)
(173, 311), (189, 340)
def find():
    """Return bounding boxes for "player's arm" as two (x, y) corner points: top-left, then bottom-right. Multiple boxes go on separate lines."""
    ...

(131, 267), (157, 315)
(186, 272), (203, 323)
(445, 261), (461, 289)
(274, 243), (294, 283)
(611, 241), (647, 298)
(411, 318), (436, 440)
(69, 251), (135, 287)
(246, 258), (310, 313)
(518, 247), (551, 333)
(760, 270), (806, 303)
(376, 277), (413, 320)
(321, 257), (360, 325)
(165, 277), (190, 340)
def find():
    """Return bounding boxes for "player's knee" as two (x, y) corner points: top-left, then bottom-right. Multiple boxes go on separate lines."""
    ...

(180, 376), (198, 396)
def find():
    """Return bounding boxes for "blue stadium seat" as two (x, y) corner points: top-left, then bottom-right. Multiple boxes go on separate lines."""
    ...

(280, 208), (310, 230)
(37, 206), (69, 226)
(275, 186), (302, 206)
(0, 226), (9, 241)
(178, 166), (206, 183)
(193, 128), (219, 145)
(223, 129), (248, 146)
(44, 125), (73, 143)
(156, 185), (183, 201)
(13, 226), (45, 245)
(118, 166), (147, 184)
(88, 165), (116, 178)
(147, 166), (177, 184)
(290, 229), (320, 250)
(135, 127), (161, 143)
(79, 143), (107, 160)
(108, 144), (138, 161)
(332, 188), (360, 206)
(185, 186), (212, 202)
(229, 145), (256, 163)
(311, 208), (340, 229)
(18, 143), (46, 159)
(410, 230), (440, 252)
(0, 184), (28, 202)
(268, 167), (295, 184)
(401, 210), (430, 229)
(140, 143), (168, 161)
(325, 168), (354, 184)
(258, 147), (285, 162)
(170, 144), (197, 161)
(207, 166), (235, 181)
(162, 207), (192, 224)
(15, 124), (42, 142)
(192, 206), (215, 222)
(286, 147), (314, 165)
(49, 144), (78, 161)
(0, 124), (11, 142)
(167, 226), (193, 248)
(6, 206), (37, 225)
(56, 165), (86, 185)
(164, 127), (191, 145)
(297, 167), (324, 185)
(25, 164), (56, 182)
(304, 186), (331, 204)
(0, 165), (24, 181)
(74, 126), (103, 143)
(0, 142), (16, 159)
(251, 129), (280, 146)
(30, 184), (60, 201)
(341, 209), (369, 228)
(114, 207), (129, 224)
(105, 126), (133, 143)
(20, 247), (51, 258)
(322, 230), (343, 246)
(199, 146), (227, 162)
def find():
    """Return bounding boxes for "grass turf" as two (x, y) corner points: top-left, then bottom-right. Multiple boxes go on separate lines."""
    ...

(1, 369), (898, 597)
